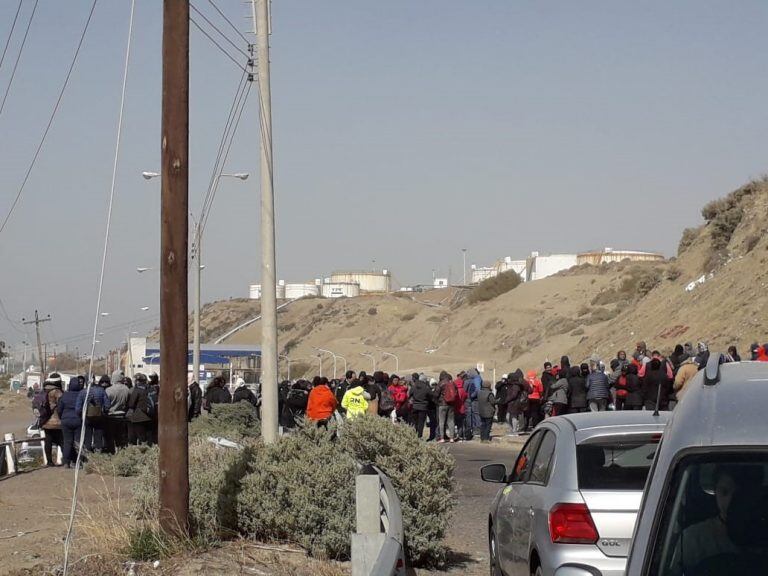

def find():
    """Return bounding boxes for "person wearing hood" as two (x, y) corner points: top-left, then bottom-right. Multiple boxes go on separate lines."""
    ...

(40, 373), (64, 465)
(494, 375), (510, 425)
(548, 371), (569, 416)
(233, 377), (259, 407)
(567, 365), (589, 413)
(57, 377), (83, 467)
(669, 344), (689, 375)
(341, 378), (371, 418)
(106, 374), (130, 453)
(694, 342), (710, 369)
(477, 380), (498, 443)
(127, 373), (154, 445)
(76, 374), (111, 453)
(525, 370), (544, 431)
(203, 375), (232, 411)
(642, 353), (672, 411)
(586, 362), (611, 412)
(408, 373), (431, 439)
(187, 373), (203, 422)
(560, 356), (572, 379)
(506, 369), (527, 434)
(624, 364), (644, 409)
(725, 346), (740, 363)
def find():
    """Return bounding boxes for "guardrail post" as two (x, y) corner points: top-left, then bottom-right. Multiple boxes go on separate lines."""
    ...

(352, 473), (386, 576)
(4, 433), (17, 476)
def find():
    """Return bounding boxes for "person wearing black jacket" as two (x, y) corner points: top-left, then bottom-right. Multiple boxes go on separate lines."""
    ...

(494, 377), (510, 424)
(541, 362), (557, 402)
(624, 364), (643, 409)
(506, 369), (526, 434)
(232, 378), (259, 407)
(127, 373), (153, 445)
(187, 374), (202, 422)
(408, 373), (432, 439)
(203, 376), (232, 412)
(567, 365), (589, 413)
(642, 357), (671, 411)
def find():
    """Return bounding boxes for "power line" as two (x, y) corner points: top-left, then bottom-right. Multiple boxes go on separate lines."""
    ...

(0, 0), (39, 116)
(0, 0), (99, 238)
(201, 79), (251, 232)
(190, 2), (249, 59)
(0, 296), (25, 334)
(190, 16), (249, 72)
(206, 0), (249, 45)
(0, 0), (24, 71)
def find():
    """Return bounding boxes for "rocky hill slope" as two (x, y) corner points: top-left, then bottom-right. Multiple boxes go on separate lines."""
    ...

(198, 179), (768, 378)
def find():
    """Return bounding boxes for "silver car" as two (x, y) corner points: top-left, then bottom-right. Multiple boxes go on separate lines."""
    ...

(626, 358), (768, 576)
(482, 411), (669, 576)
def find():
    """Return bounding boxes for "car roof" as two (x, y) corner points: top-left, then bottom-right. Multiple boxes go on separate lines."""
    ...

(553, 411), (670, 444)
(664, 360), (768, 449)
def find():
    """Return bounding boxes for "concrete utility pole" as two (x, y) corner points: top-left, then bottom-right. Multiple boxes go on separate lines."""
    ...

(158, 0), (189, 537)
(252, 0), (278, 444)
(192, 221), (201, 387)
(22, 311), (50, 376)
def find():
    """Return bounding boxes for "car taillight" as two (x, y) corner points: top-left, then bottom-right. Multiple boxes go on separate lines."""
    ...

(549, 503), (599, 544)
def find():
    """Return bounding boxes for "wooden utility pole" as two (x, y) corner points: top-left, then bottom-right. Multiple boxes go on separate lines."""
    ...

(158, 0), (189, 536)
(22, 310), (50, 376)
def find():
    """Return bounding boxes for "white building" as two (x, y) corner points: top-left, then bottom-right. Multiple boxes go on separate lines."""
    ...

(497, 256), (527, 279)
(526, 252), (578, 281)
(433, 277), (449, 289)
(470, 265), (497, 284)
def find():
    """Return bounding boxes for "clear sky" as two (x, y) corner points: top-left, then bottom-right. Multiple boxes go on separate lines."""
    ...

(1, 0), (767, 354)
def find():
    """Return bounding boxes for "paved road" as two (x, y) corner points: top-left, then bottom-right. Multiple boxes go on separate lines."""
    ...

(429, 437), (525, 575)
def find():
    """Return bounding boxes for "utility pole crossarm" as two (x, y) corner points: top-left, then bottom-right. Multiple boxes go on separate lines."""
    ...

(22, 310), (51, 375)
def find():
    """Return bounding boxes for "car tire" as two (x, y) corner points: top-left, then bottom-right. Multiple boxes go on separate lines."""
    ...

(489, 526), (503, 576)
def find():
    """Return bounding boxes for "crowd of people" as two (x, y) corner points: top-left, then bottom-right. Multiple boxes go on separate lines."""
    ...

(31, 341), (768, 463)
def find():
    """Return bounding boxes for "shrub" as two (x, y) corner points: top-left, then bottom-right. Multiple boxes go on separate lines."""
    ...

(710, 204), (743, 252)
(665, 265), (682, 282)
(237, 426), (357, 559)
(189, 402), (261, 441)
(86, 444), (157, 477)
(368, 307), (378, 316)
(745, 233), (760, 253)
(678, 227), (699, 255)
(339, 415), (455, 567)
(132, 438), (253, 545)
(467, 270), (522, 305)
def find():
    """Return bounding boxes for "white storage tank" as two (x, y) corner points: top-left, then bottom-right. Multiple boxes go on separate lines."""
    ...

(329, 270), (391, 293)
(284, 283), (321, 300)
(249, 282), (286, 300)
(321, 282), (361, 298)
(470, 265), (497, 284)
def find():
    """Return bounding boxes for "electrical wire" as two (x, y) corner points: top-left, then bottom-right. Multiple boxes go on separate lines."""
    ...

(0, 0), (24, 71)
(206, 0), (249, 45)
(201, 80), (251, 232)
(0, 0), (97, 238)
(0, 0), (38, 116)
(61, 1), (135, 573)
(190, 2), (249, 59)
(0, 297), (25, 334)
(39, 315), (159, 348)
(190, 16), (249, 72)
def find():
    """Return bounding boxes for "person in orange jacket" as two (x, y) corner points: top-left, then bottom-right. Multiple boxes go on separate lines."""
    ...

(525, 370), (544, 431)
(306, 377), (338, 425)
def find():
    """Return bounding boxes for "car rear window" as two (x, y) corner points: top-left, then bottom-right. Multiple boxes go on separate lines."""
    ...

(577, 439), (658, 490)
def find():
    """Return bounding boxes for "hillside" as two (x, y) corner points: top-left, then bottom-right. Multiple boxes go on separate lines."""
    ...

(199, 179), (768, 378)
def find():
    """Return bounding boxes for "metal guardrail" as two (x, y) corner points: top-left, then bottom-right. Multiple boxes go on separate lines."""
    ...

(352, 464), (406, 576)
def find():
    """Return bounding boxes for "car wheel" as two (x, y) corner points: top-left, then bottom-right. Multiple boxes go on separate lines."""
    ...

(489, 526), (503, 576)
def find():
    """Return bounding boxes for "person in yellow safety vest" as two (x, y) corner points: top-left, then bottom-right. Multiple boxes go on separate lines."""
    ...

(341, 379), (371, 418)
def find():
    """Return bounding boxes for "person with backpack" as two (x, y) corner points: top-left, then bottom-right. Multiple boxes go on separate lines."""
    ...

(38, 373), (64, 466)
(378, 378), (397, 421)
(477, 379), (498, 443)
(341, 379), (370, 418)
(408, 373), (432, 439)
(436, 371), (457, 443)
(127, 373), (153, 445)
(76, 375), (112, 453)
(57, 376), (83, 468)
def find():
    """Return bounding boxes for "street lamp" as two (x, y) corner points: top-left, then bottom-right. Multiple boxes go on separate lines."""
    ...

(278, 354), (292, 381)
(360, 352), (376, 373)
(334, 354), (348, 377)
(315, 347), (337, 379)
(143, 169), (248, 387)
(381, 351), (399, 373)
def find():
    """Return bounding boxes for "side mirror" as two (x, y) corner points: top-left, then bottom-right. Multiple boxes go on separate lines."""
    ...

(481, 463), (508, 483)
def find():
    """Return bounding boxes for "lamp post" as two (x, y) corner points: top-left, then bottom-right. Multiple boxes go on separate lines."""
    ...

(278, 354), (292, 381)
(142, 170), (248, 387)
(462, 248), (467, 286)
(334, 354), (347, 377)
(315, 347), (337, 379)
(360, 352), (376, 373)
(381, 351), (399, 373)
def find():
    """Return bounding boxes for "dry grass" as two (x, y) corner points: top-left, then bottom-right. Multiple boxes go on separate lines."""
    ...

(466, 270), (522, 304)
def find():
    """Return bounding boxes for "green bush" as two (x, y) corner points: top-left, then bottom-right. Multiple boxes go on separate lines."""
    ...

(467, 270), (522, 305)
(86, 444), (158, 477)
(132, 438), (253, 544)
(339, 415), (456, 567)
(189, 401), (261, 440)
(678, 227), (699, 255)
(237, 426), (357, 559)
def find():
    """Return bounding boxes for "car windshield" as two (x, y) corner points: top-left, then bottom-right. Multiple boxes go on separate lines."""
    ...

(577, 439), (657, 491)
(649, 453), (768, 576)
